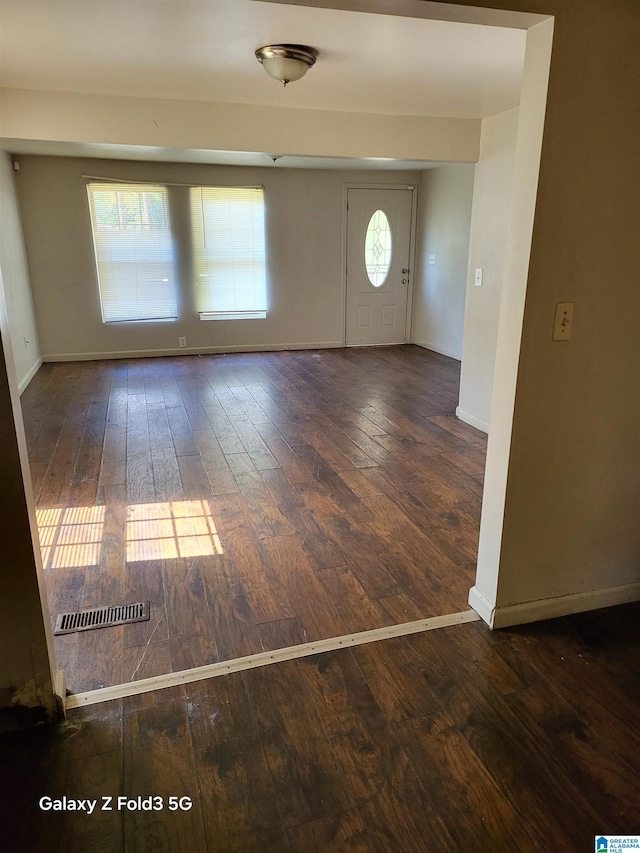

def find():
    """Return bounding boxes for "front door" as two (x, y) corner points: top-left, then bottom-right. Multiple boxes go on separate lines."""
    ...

(345, 187), (413, 346)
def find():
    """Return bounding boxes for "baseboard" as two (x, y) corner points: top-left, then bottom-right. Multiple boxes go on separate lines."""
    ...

(471, 580), (640, 629)
(346, 342), (406, 348)
(18, 356), (42, 394)
(456, 405), (489, 434)
(42, 341), (344, 362)
(468, 585), (495, 626)
(412, 340), (461, 361)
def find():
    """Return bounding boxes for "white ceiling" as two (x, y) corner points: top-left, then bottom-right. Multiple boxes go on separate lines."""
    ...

(0, 0), (526, 120)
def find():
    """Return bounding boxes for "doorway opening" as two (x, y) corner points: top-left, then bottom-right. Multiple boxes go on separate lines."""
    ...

(21, 346), (484, 704)
(1, 0), (550, 704)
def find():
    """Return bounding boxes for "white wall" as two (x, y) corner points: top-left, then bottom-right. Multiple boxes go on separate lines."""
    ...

(412, 164), (474, 359)
(457, 107), (519, 432)
(0, 152), (41, 390)
(0, 88), (481, 164)
(15, 156), (420, 359)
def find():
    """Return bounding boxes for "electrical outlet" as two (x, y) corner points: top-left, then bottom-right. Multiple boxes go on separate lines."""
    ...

(552, 302), (574, 341)
(178, 336), (187, 348)
(474, 268), (483, 287)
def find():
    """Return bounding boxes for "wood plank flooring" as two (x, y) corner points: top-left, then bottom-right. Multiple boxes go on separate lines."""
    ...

(20, 346), (486, 694)
(2, 604), (638, 851)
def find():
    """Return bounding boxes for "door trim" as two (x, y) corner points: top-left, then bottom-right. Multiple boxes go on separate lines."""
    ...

(341, 183), (418, 348)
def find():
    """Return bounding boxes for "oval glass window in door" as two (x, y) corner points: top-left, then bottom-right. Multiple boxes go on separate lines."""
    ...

(364, 209), (392, 287)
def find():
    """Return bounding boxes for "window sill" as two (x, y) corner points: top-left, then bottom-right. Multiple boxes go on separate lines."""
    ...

(199, 312), (267, 321)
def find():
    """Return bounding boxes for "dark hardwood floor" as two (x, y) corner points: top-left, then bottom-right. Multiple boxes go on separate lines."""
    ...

(2, 604), (638, 851)
(20, 346), (486, 694)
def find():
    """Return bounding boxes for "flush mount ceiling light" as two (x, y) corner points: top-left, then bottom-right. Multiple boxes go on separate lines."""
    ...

(255, 44), (319, 87)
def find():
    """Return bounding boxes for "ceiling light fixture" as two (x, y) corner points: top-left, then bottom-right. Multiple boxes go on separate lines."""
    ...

(255, 44), (319, 87)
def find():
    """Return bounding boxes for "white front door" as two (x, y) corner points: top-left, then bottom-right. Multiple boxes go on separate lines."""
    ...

(345, 187), (414, 346)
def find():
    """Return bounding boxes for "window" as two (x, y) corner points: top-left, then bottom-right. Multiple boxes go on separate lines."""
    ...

(87, 183), (177, 323)
(190, 186), (267, 320)
(364, 209), (392, 287)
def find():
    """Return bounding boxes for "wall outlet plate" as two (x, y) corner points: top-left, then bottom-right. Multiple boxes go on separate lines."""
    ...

(474, 268), (483, 287)
(178, 337), (187, 348)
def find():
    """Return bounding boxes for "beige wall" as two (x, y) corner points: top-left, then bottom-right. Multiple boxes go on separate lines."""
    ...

(466, 1), (639, 624)
(15, 156), (419, 360)
(411, 164), (474, 360)
(0, 88), (481, 164)
(492, 1), (640, 614)
(458, 108), (519, 431)
(0, 152), (41, 390)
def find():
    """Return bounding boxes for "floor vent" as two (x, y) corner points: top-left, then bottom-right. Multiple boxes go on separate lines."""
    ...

(54, 602), (150, 635)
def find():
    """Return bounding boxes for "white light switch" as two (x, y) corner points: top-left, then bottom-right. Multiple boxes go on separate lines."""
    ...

(474, 268), (483, 287)
(429, 254), (437, 265)
(553, 302), (574, 341)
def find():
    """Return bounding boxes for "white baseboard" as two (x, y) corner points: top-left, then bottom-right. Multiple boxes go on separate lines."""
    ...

(42, 341), (344, 362)
(412, 339), (462, 361)
(456, 405), (489, 434)
(18, 356), (42, 394)
(470, 580), (640, 629)
(468, 585), (495, 626)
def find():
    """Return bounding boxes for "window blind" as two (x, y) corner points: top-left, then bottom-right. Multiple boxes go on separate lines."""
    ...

(87, 183), (177, 323)
(190, 187), (267, 319)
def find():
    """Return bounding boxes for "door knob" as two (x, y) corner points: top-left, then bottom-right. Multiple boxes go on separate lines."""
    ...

(402, 268), (409, 274)
(402, 279), (408, 284)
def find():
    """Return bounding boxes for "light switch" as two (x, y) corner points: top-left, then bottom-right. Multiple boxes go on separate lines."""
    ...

(429, 254), (437, 265)
(474, 268), (483, 287)
(553, 302), (574, 341)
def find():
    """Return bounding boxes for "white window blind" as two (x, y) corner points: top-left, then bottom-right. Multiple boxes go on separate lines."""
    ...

(87, 183), (177, 323)
(190, 187), (267, 319)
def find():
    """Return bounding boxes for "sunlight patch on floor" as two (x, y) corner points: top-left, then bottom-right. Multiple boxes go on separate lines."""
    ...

(126, 499), (224, 561)
(36, 499), (223, 568)
(36, 506), (105, 569)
